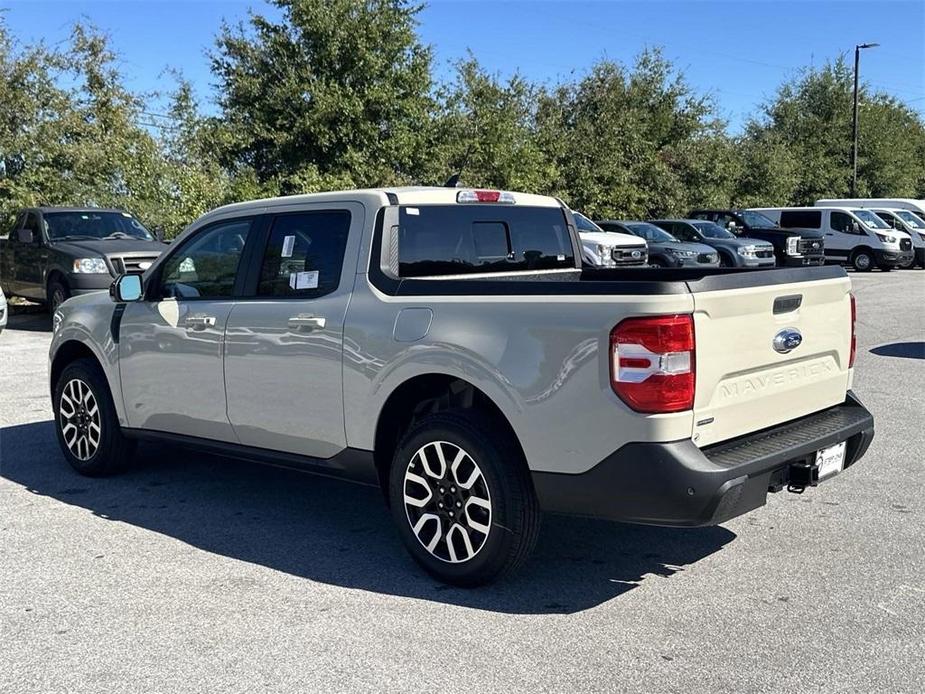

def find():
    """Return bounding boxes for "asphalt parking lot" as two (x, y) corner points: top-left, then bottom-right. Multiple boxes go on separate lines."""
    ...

(1, 271), (923, 694)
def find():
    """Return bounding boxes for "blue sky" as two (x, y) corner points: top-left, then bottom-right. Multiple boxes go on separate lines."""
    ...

(3, 0), (923, 132)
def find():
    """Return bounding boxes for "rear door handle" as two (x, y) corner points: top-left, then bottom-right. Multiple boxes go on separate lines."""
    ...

(288, 314), (326, 331)
(185, 314), (216, 330)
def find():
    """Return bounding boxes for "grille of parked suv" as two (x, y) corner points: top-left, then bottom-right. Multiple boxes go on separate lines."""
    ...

(798, 238), (824, 255)
(756, 248), (775, 259)
(111, 255), (159, 275)
(900, 238), (912, 251)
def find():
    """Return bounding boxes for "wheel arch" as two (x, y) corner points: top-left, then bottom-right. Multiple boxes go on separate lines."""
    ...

(372, 373), (526, 500)
(50, 340), (102, 397)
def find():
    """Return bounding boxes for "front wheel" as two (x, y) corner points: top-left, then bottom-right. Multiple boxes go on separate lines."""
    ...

(53, 358), (135, 476)
(388, 411), (540, 586)
(851, 250), (874, 272)
(48, 279), (71, 313)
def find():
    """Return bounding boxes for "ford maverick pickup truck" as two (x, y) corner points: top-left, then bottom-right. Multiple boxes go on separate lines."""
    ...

(49, 187), (874, 585)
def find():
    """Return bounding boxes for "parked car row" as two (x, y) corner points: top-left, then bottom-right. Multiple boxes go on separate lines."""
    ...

(569, 198), (925, 273)
(1, 199), (923, 315)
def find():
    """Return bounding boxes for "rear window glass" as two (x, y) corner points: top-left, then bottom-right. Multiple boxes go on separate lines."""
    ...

(397, 206), (574, 277)
(780, 210), (822, 229)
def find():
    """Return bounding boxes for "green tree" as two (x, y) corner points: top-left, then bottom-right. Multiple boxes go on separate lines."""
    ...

(429, 58), (554, 190)
(743, 58), (925, 204)
(535, 50), (724, 219)
(211, 0), (435, 192)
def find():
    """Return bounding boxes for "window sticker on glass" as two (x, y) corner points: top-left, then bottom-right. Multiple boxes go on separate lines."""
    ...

(281, 235), (296, 258)
(289, 270), (319, 290)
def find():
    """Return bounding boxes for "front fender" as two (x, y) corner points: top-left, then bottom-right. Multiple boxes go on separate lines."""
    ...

(49, 295), (127, 425)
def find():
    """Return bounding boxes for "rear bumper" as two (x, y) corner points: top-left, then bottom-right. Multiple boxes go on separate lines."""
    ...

(532, 392), (874, 527)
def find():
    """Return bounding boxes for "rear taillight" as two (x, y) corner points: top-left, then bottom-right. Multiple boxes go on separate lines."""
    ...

(610, 314), (695, 413)
(849, 293), (857, 368)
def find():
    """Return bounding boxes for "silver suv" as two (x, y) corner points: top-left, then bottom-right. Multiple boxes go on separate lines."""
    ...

(49, 187), (874, 585)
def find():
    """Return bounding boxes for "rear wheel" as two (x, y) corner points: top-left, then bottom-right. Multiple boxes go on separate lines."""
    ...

(48, 278), (70, 313)
(388, 411), (540, 586)
(53, 358), (135, 476)
(850, 249), (874, 272)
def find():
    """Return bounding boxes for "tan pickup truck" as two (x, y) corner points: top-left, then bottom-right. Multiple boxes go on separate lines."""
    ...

(48, 186), (874, 585)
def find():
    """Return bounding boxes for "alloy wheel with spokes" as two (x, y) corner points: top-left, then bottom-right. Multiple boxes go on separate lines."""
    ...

(403, 441), (492, 564)
(53, 358), (135, 476)
(389, 411), (541, 585)
(59, 378), (102, 461)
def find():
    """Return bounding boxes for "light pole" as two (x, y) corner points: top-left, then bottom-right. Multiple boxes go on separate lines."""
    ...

(852, 42), (878, 196)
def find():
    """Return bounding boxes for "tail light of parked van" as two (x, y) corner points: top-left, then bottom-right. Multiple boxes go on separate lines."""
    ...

(610, 315), (695, 413)
(849, 293), (857, 368)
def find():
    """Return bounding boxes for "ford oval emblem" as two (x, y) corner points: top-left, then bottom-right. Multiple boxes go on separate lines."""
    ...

(773, 328), (803, 354)
(631, 250), (641, 258)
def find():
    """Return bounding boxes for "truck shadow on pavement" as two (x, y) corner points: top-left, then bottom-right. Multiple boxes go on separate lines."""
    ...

(869, 341), (925, 360)
(5, 305), (52, 332)
(1, 420), (734, 614)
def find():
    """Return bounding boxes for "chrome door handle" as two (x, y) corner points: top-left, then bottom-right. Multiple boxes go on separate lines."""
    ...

(185, 314), (216, 330)
(288, 314), (326, 330)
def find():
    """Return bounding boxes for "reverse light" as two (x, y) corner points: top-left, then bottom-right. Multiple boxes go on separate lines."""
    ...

(456, 190), (515, 204)
(73, 257), (109, 274)
(849, 293), (857, 368)
(610, 314), (695, 413)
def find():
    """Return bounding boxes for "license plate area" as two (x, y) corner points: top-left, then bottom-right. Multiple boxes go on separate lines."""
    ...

(816, 441), (846, 480)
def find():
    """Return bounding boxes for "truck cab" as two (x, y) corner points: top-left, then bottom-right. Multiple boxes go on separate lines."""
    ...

(687, 208), (826, 267)
(0, 207), (168, 311)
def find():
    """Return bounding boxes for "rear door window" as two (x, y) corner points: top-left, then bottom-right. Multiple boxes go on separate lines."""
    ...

(257, 210), (351, 298)
(397, 206), (574, 277)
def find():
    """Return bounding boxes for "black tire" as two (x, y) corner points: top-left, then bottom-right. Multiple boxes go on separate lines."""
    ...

(850, 249), (874, 272)
(53, 358), (135, 476)
(718, 251), (734, 268)
(649, 257), (669, 268)
(48, 278), (71, 313)
(388, 411), (540, 586)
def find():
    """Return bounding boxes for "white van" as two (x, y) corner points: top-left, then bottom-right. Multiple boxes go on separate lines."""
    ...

(816, 198), (925, 218)
(752, 206), (914, 272)
(866, 208), (925, 269)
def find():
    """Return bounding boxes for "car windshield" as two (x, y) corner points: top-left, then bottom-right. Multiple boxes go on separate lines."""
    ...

(44, 211), (154, 241)
(741, 210), (777, 228)
(572, 211), (604, 233)
(894, 210), (925, 229)
(852, 209), (890, 229)
(692, 221), (735, 239)
(625, 222), (677, 243)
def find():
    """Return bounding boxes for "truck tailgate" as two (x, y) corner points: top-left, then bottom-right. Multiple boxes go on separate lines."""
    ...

(692, 274), (852, 447)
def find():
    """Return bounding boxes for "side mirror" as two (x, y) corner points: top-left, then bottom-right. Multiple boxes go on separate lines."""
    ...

(851, 221), (861, 234)
(154, 227), (165, 243)
(16, 228), (33, 243)
(110, 274), (143, 303)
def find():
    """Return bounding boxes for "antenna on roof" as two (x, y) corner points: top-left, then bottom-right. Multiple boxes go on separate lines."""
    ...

(444, 173), (462, 188)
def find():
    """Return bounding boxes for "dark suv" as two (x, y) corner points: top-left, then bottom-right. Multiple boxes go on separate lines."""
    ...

(0, 207), (168, 311)
(688, 209), (825, 267)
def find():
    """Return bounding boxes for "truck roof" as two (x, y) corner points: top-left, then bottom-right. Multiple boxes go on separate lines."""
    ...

(202, 186), (562, 221)
(32, 206), (131, 215)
